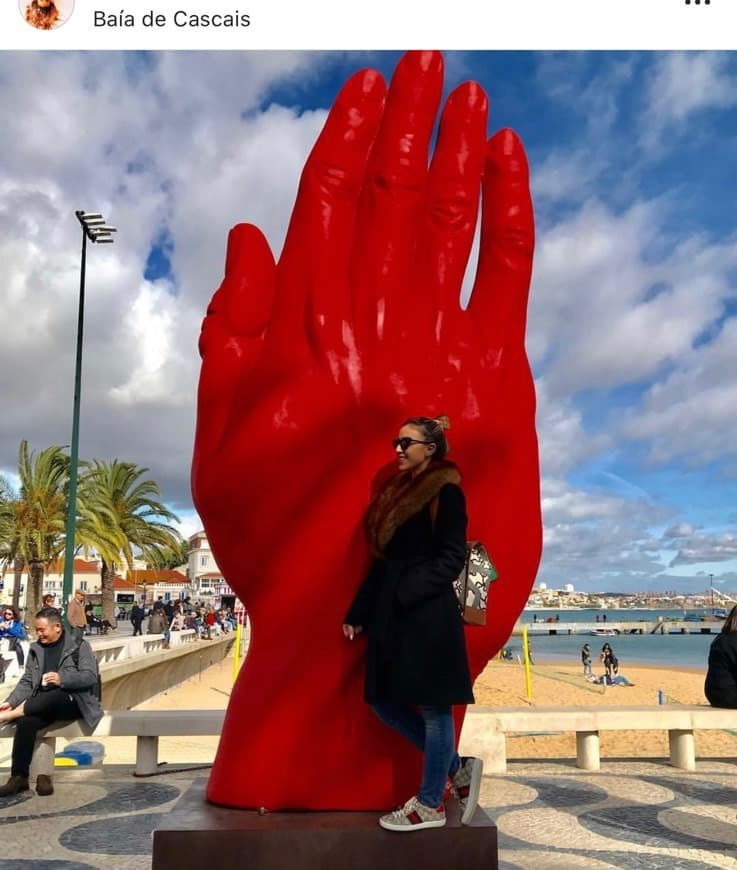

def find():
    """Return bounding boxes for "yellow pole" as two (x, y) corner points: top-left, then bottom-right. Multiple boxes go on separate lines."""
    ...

(522, 626), (533, 701)
(232, 620), (243, 684)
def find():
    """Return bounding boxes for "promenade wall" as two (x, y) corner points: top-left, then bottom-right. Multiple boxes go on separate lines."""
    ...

(1, 632), (235, 710)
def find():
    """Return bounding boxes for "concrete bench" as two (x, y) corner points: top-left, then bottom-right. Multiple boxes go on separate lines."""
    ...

(0, 710), (226, 778)
(459, 705), (737, 773)
(5, 702), (730, 782)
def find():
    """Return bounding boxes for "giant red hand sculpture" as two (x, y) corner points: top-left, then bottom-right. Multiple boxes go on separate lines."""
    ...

(193, 50), (541, 811)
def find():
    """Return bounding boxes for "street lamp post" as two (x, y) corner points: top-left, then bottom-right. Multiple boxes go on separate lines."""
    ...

(61, 211), (117, 614)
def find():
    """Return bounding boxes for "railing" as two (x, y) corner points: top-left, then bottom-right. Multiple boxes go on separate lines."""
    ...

(0, 630), (203, 690)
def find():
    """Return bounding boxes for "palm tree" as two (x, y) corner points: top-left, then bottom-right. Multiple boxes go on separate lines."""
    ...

(14, 441), (70, 619)
(78, 460), (182, 624)
(0, 478), (25, 612)
(155, 538), (190, 570)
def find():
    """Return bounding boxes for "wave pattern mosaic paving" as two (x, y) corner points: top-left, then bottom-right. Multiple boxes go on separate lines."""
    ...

(1, 762), (737, 868)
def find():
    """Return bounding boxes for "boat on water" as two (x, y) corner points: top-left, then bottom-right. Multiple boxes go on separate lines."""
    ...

(589, 628), (618, 636)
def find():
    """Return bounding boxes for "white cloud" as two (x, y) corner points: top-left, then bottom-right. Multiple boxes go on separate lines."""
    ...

(619, 318), (737, 467)
(534, 379), (611, 477)
(538, 476), (673, 588)
(0, 51), (331, 507)
(530, 199), (737, 398)
(669, 533), (737, 566)
(641, 52), (737, 149)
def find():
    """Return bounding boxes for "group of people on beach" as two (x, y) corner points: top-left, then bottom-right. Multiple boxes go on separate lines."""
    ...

(580, 642), (635, 686)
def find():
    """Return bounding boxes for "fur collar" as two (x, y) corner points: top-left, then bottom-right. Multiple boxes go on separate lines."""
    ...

(365, 460), (461, 557)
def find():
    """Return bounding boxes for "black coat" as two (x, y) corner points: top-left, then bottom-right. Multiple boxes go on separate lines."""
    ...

(346, 482), (474, 707)
(705, 632), (737, 707)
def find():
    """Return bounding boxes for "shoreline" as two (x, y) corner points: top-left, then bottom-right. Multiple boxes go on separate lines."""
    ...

(530, 656), (708, 676)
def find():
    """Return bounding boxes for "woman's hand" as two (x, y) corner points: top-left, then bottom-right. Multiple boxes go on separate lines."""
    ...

(342, 624), (363, 640)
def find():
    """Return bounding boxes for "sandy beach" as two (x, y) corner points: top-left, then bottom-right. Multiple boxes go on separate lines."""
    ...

(88, 652), (737, 768)
(475, 657), (737, 761)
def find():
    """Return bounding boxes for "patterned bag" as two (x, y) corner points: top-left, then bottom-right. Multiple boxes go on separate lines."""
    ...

(429, 497), (498, 626)
(453, 541), (497, 626)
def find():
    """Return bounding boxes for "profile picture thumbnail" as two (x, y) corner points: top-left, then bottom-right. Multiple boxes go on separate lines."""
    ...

(20, 0), (74, 30)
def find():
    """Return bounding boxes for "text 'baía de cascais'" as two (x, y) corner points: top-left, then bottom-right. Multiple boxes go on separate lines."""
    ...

(94, 9), (251, 27)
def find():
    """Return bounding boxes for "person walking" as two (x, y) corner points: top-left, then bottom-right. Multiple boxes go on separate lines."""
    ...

(343, 414), (482, 832)
(130, 603), (144, 637)
(66, 590), (87, 644)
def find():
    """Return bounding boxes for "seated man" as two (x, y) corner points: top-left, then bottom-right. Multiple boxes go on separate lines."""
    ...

(146, 607), (167, 636)
(84, 604), (113, 635)
(0, 607), (103, 798)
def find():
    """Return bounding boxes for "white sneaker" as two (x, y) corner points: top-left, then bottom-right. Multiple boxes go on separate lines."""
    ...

(451, 756), (483, 824)
(379, 796), (446, 832)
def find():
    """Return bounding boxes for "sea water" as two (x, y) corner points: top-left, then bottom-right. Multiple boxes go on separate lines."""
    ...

(518, 609), (715, 671)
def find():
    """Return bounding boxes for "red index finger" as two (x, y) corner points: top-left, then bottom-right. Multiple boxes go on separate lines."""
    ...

(351, 51), (444, 346)
(467, 129), (535, 351)
(414, 81), (488, 339)
(271, 68), (387, 360)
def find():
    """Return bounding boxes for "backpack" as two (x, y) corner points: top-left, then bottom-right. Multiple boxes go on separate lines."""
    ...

(72, 643), (102, 702)
(429, 496), (498, 626)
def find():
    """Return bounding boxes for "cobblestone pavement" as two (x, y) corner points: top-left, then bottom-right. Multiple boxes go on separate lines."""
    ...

(0, 759), (736, 868)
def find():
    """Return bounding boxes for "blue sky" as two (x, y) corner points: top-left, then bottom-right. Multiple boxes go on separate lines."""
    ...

(1, 51), (736, 594)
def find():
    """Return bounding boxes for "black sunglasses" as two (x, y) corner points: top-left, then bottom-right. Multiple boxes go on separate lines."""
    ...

(392, 437), (432, 452)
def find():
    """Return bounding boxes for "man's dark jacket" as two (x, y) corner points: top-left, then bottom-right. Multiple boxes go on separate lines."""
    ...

(5, 632), (103, 728)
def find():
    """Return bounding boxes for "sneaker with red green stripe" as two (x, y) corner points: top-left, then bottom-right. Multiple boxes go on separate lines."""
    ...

(452, 756), (483, 824)
(379, 796), (446, 831)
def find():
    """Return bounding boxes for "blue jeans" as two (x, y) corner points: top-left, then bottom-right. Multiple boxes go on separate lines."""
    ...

(372, 702), (459, 808)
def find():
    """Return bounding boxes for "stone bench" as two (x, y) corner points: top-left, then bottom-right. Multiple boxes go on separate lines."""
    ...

(459, 704), (737, 773)
(5, 704), (732, 782)
(0, 709), (226, 778)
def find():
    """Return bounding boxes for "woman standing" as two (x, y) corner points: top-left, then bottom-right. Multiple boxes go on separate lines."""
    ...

(343, 415), (482, 832)
(600, 643), (617, 679)
(705, 605), (737, 708)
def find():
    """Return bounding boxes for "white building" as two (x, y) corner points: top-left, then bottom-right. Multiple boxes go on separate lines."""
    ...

(188, 530), (236, 604)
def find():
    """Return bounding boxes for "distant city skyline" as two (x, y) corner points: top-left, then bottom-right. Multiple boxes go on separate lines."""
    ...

(1, 51), (736, 593)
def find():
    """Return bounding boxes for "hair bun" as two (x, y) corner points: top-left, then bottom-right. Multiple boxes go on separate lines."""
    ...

(435, 414), (451, 431)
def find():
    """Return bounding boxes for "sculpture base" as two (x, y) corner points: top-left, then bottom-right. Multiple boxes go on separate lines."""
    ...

(153, 780), (498, 870)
